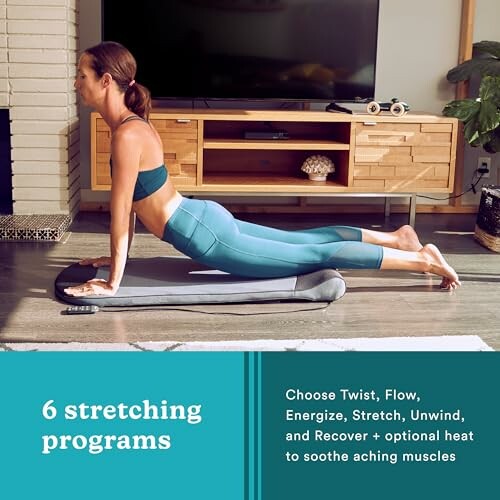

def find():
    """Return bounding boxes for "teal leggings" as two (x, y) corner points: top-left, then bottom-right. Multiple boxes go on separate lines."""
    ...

(162, 197), (383, 278)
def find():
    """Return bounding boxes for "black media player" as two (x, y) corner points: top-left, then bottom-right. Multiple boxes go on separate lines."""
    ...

(244, 130), (289, 140)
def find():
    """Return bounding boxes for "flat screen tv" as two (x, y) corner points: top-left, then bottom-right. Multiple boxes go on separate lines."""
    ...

(102, 0), (379, 104)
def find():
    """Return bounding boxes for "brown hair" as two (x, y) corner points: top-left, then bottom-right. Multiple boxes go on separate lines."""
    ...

(84, 41), (152, 120)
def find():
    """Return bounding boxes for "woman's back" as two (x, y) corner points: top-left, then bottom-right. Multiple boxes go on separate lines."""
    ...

(112, 116), (182, 236)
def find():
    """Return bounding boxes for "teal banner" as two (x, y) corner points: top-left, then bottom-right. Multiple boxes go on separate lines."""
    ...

(0, 353), (246, 499)
(1, 352), (499, 499)
(260, 352), (500, 499)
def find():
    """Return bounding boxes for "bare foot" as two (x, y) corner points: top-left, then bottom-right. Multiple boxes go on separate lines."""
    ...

(395, 225), (423, 251)
(420, 244), (461, 290)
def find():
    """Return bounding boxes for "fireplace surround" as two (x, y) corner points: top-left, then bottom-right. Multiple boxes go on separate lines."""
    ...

(0, 1), (79, 240)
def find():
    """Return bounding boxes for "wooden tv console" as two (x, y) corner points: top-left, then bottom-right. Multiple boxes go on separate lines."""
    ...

(90, 109), (458, 225)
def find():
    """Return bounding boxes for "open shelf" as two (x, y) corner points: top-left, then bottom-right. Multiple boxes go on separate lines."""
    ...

(200, 173), (348, 192)
(203, 119), (351, 144)
(202, 149), (350, 188)
(203, 138), (350, 150)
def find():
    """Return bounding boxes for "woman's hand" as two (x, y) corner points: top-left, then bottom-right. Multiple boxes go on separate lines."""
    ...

(78, 256), (111, 267)
(64, 279), (117, 297)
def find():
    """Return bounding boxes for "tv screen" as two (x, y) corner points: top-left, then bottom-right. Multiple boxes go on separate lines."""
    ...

(102, 0), (379, 103)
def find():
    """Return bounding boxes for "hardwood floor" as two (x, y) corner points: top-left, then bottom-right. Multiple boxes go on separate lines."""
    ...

(0, 211), (498, 349)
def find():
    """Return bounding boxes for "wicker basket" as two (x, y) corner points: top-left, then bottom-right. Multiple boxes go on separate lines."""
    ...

(474, 186), (500, 252)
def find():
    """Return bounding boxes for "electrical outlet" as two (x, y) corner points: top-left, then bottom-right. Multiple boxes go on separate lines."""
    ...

(477, 157), (491, 178)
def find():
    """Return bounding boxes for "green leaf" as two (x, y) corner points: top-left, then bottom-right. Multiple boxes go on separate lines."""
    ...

(463, 118), (482, 145)
(473, 40), (500, 59)
(481, 60), (500, 77)
(478, 130), (493, 147)
(478, 104), (500, 134)
(478, 75), (500, 104)
(484, 128), (500, 153)
(445, 43), (500, 152)
(448, 59), (482, 82)
(447, 40), (500, 82)
(442, 99), (480, 122)
(447, 59), (500, 81)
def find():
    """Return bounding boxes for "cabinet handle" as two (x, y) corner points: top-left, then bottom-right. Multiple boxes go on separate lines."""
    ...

(363, 121), (377, 126)
(176, 119), (191, 123)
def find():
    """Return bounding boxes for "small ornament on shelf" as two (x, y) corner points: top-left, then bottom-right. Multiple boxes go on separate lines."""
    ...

(300, 155), (335, 181)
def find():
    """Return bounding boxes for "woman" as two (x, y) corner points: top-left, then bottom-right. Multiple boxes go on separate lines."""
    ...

(66, 41), (460, 298)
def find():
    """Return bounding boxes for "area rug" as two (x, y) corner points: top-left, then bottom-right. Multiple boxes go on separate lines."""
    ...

(0, 335), (493, 352)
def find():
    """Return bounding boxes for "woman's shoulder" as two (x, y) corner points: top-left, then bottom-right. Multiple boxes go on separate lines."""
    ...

(112, 117), (149, 141)
(120, 115), (149, 126)
(111, 115), (162, 160)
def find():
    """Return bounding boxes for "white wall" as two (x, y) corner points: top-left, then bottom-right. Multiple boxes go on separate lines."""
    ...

(376, 0), (461, 114)
(474, 0), (500, 41)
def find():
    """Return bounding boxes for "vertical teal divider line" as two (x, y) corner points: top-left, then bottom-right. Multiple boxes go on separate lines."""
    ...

(246, 352), (255, 500)
(244, 352), (249, 500)
(253, 352), (259, 500)
(256, 352), (262, 500)
(246, 352), (262, 500)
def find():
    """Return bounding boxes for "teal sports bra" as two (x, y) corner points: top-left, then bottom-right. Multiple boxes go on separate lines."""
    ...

(109, 115), (168, 202)
(110, 158), (168, 202)
(133, 164), (168, 201)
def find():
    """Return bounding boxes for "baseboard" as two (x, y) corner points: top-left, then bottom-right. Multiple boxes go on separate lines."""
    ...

(78, 200), (478, 215)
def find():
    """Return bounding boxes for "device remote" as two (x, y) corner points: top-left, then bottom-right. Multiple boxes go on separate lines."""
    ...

(65, 305), (99, 315)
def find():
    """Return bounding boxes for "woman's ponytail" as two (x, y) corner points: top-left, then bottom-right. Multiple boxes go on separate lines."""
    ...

(125, 82), (151, 121)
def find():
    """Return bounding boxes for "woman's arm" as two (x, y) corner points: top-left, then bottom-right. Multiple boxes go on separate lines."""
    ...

(106, 127), (141, 292)
(64, 126), (140, 297)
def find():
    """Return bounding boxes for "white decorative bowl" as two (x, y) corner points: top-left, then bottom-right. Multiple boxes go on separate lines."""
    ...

(300, 155), (335, 182)
(307, 173), (328, 181)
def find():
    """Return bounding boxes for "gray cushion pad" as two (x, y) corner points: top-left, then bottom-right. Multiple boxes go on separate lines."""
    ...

(55, 257), (346, 306)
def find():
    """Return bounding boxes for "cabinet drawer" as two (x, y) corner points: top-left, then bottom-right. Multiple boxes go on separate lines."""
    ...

(152, 118), (198, 137)
(355, 122), (452, 147)
(96, 130), (111, 153)
(352, 162), (451, 191)
(158, 120), (198, 186)
(352, 121), (453, 191)
(92, 118), (110, 189)
(162, 139), (198, 164)
(92, 117), (199, 189)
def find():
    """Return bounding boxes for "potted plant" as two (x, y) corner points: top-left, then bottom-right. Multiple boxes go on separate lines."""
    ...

(442, 40), (500, 153)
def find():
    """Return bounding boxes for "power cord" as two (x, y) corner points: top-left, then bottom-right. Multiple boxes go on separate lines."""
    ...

(417, 170), (485, 201)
